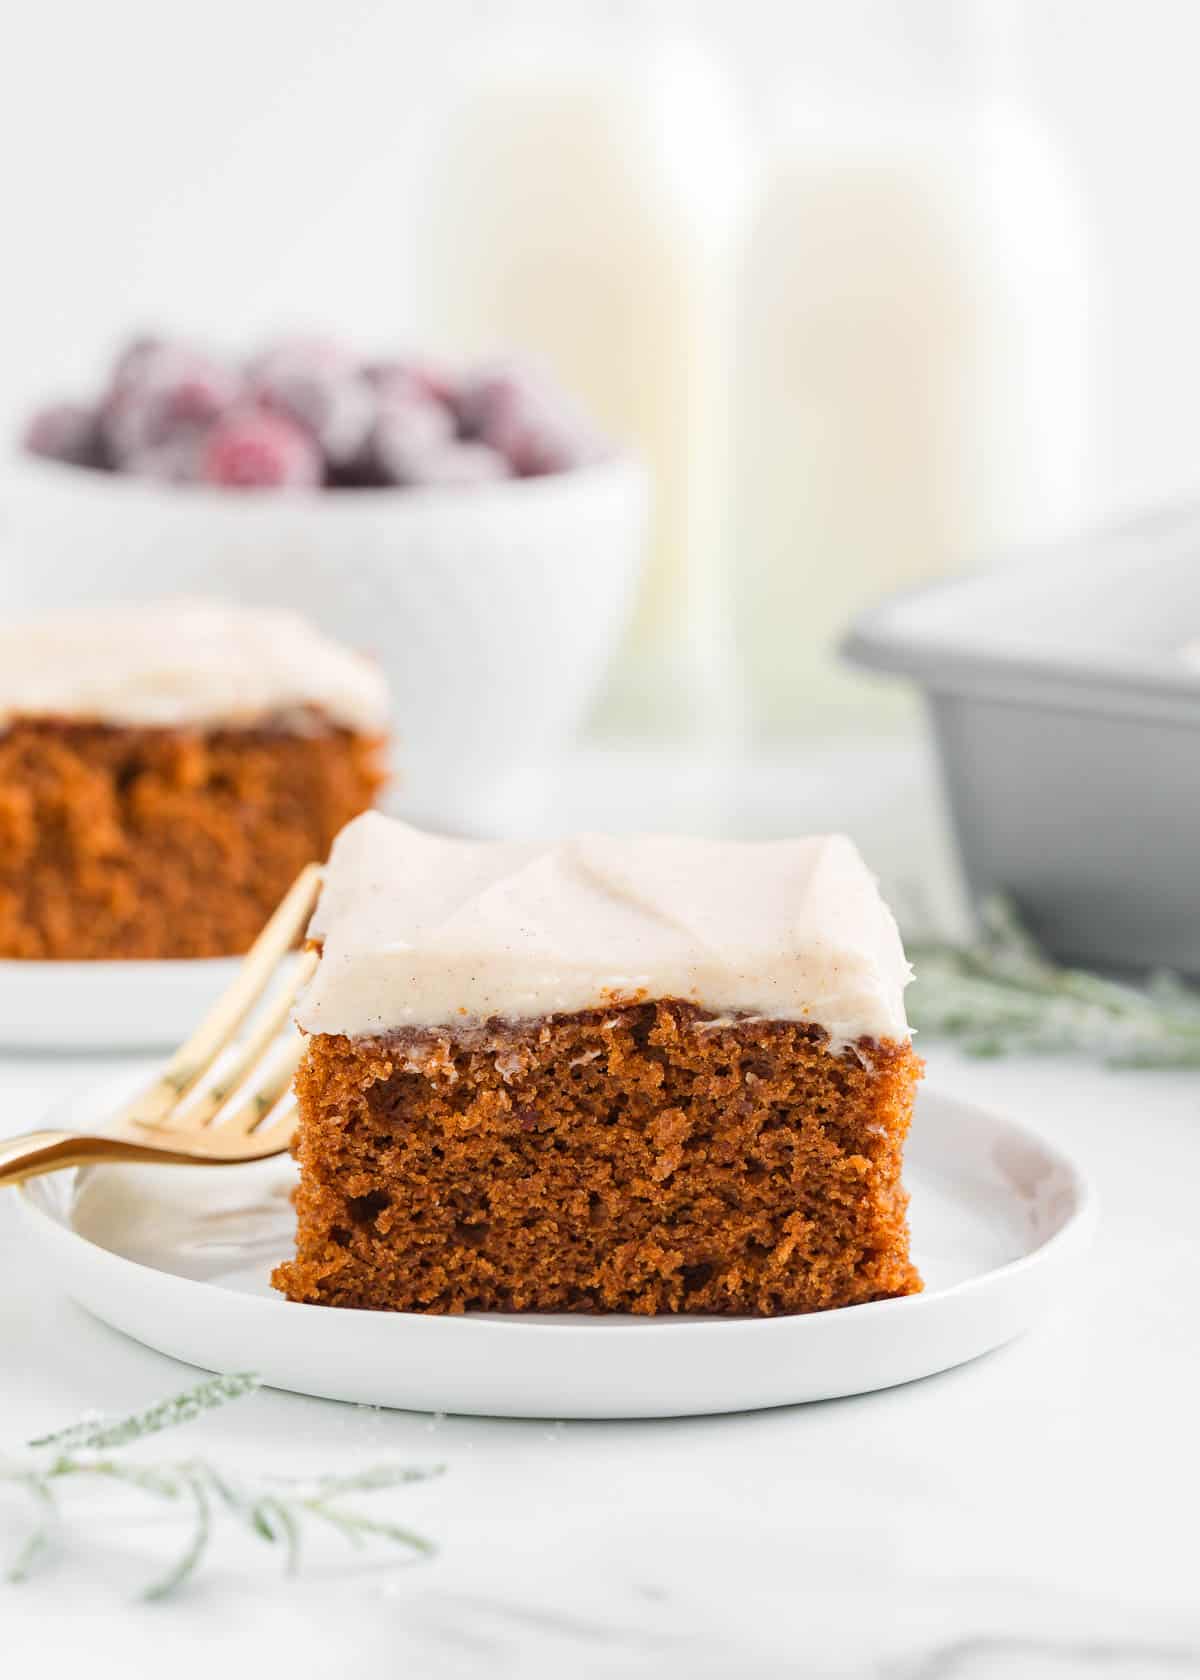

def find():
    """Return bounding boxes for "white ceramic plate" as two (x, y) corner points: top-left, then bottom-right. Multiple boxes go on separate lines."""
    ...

(16, 1079), (1095, 1419)
(0, 955), (293, 1051)
(0, 956), (245, 1052)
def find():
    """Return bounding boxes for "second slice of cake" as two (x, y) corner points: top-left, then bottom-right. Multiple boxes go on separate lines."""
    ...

(275, 813), (923, 1316)
(0, 600), (388, 959)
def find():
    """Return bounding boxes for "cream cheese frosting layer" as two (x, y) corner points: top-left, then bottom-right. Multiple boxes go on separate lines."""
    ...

(0, 600), (389, 733)
(298, 813), (913, 1045)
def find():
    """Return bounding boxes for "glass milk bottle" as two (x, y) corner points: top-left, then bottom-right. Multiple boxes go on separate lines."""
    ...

(409, 1), (750, 740)
(731, 5), (1092, 734)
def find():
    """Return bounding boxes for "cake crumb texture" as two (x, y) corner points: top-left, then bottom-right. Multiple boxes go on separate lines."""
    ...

(273, 1001), (923, 1317)
(0, 718), (385, 958)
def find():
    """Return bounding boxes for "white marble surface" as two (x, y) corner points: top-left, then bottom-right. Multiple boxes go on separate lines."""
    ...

(2, 1045), (1198, 1678)
(1, 746), (1198, 1677)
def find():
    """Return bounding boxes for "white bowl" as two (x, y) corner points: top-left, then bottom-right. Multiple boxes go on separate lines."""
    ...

(0, 454), (648, 835)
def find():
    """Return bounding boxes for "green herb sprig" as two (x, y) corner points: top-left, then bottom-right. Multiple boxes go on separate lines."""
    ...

(907, 896), (1200, 1066)
(2, 1372), (440, 1599)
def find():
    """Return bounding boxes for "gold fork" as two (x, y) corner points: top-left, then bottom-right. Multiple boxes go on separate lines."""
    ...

(0, 865), (324, 1188)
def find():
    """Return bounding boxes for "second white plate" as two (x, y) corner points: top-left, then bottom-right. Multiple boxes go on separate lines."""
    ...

(0, 955), (275, 1051)
(0, 954), (309, 1041)
(17, 1081), (1095, 1418)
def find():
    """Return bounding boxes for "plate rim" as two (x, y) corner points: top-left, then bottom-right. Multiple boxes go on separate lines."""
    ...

(0, 952), (299, 1051)
(16, 1079), (1098, 1341)
(0, 956), (245, 976)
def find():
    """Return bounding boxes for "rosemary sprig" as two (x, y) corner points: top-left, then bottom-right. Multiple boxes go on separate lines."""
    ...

(27, 1370), (259, 1452)
(907, 896), (1200, 1066)
(2, 1372), (441, 1599)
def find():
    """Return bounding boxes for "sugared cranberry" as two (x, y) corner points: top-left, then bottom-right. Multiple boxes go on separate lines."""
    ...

(395, 440), (510, 487)
(107, 335), (165, 396)
(495, 399), (607, 476)
(248, 338), (374, 468)
(247, 336), (356, 380)
(102, 342), (242, 464)
(455, 365), (606, 476)
(22, 403), (105, 469)
(20, 335), (606, 493)
(365, 357), (459, 409)
(368, 391), (457, 485)
(123, 433), (206, 484)
(199, 409), (322, 489)
(453, 366), (519, 440)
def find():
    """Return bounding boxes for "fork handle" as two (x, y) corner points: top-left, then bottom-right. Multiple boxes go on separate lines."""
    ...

(0, 1128), (225, 1182)
(0, 1130), (98, 1187)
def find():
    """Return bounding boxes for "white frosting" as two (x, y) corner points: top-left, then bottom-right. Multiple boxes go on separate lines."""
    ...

(0, 600), (389, 733)
(297, 813), (913, 1045)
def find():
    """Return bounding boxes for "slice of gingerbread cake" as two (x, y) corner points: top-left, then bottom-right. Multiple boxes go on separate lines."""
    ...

(0, 600), (388, 959)
(274, 813), (922, 1317)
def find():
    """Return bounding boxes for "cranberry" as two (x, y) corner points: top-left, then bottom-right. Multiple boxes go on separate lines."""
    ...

(395, 440), (510, 487)
(365, 357), (459, 409)
(456, 365), (606, 476)
(123, 433), (205, 484)
(22, 403), (105, 469)
(248, 335), (356, 380)
(107, 335), (165, 396)
(453, 366), (520, 439)
(248, 338), (374, 468)
(368, 391), (457, 485)
(493, 397), (606, 476)
(199, 409), (322, 490)
(20, 335), (606, 493)
(102, 342), (242, 464)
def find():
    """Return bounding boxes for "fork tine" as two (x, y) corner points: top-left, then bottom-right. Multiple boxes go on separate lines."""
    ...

(218, 1038), (305, 1138)
(117, 863), (323, 1132)
(157, 946), (320, 1133)
(243, 1102), (299, 1155)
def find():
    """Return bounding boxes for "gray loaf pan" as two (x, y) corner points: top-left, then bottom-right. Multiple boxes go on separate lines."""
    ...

(842, 503), (1200, 976)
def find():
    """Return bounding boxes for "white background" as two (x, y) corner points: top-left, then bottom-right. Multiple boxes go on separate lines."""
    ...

(2, 0), (1200, 528)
